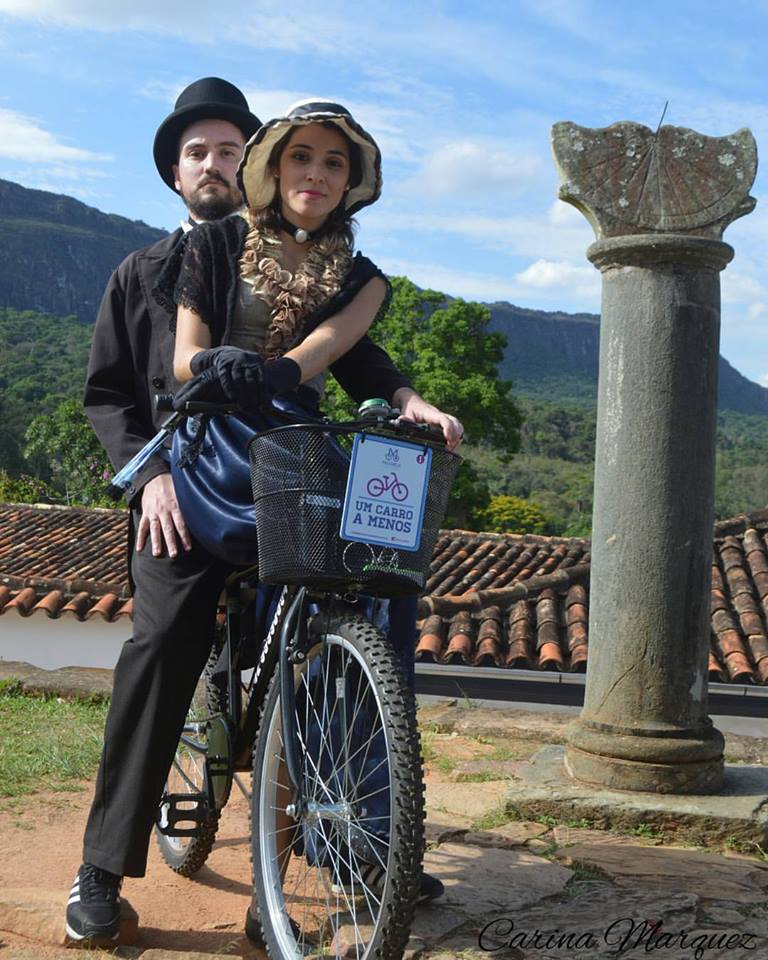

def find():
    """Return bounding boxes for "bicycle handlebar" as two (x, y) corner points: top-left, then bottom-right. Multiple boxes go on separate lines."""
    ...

(108, 393), (446, 502)
(154, 392), (445, 442)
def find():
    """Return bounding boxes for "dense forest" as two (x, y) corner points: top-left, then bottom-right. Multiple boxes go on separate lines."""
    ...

(1, 300), (767, 533)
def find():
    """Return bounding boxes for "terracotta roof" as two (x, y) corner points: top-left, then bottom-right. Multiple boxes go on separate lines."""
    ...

(2, 501), (768, 685)
(0, 502), (131, 622)
(416, 530), (591, 673)
(415, 515), (768, 686)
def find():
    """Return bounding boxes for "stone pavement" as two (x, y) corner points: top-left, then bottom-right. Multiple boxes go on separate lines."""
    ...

(2, 665), (768, 959)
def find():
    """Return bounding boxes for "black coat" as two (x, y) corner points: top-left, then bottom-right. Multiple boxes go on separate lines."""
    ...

(85, 229), (184, 504)
(85, 227), (411, 505)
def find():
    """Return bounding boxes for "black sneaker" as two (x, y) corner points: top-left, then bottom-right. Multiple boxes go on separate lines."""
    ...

(344, 828), (444, 904)
(416, 871), (445, 903)
(65, 863), (122, 943)
(332, 863), (445, 904)
(245, 905), (300, 945)
(244, 906), (264, 947)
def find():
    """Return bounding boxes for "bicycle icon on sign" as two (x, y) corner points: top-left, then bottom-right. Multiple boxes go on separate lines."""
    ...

(366, 471), (409, 501)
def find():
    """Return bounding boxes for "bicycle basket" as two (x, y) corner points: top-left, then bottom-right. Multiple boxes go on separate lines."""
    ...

(248, 425), (460, 596)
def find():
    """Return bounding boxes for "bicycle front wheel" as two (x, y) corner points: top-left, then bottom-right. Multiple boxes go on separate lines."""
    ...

(251, 611), (424, 959)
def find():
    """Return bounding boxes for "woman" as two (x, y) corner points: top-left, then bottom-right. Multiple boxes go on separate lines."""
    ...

(158, 100), (460, 916)
(166, 98), (463, 450)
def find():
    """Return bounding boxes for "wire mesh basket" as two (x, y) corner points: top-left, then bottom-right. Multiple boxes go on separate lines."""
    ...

(248, 424), (460, 596)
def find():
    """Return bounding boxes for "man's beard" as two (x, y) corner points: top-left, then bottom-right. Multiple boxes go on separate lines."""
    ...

(184, 180), (242, 221)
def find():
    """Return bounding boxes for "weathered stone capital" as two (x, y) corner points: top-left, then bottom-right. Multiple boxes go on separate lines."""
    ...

(587, 234), (734, 272)
(551, 121), (757, 241)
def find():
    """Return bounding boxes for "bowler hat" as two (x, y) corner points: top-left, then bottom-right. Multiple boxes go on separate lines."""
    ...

(154, 77), (261, 191)
(238, 99), (382, 216)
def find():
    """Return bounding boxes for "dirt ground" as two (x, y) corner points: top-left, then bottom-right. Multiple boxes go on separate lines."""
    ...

(0, 777), (265, 957)
(0, 724), (541, 958)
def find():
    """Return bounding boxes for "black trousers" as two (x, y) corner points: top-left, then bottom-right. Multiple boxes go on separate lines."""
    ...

(82, 526), (418, 878)
(82, 531), (229, 877)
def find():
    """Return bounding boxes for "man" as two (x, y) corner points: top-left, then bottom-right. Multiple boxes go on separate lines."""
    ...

(67, 77), (444, 946)
(65, 77), (262, 945)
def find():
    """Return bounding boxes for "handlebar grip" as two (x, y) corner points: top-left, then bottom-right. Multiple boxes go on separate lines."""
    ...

(181, 401), (239, 414)
(154, 393), (237, 415)
(105, 482), (125, 501)
(395, 418), (445, 442)
(155, 393), (175, 412)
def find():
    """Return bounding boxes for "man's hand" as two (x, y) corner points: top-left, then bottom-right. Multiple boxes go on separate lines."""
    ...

(136, 473), (192, 558)
(393, 388), (465, 452)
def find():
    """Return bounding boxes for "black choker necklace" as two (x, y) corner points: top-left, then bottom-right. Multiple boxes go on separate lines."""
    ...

(276, 211), (320, 244)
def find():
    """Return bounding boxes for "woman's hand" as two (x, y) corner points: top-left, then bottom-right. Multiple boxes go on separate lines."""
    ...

(393, 388), (464, 452)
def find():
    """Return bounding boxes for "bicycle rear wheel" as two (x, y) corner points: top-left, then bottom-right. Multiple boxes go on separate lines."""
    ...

(251, 610), (424, 959)
(155, 643), (229, 876)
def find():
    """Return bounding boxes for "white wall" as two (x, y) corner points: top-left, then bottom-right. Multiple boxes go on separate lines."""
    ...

(0, 616), (129, 671)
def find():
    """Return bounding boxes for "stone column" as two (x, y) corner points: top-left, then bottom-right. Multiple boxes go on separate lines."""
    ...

(551, 121), (757, 793)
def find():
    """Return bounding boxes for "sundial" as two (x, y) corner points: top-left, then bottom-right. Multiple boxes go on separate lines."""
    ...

(551, 121), (757, 240)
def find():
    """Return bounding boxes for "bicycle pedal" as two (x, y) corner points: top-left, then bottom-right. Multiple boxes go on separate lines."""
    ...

(156, 792), (209, 837)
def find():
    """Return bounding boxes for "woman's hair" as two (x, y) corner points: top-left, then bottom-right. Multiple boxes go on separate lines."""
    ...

(245, 121), (360, 247)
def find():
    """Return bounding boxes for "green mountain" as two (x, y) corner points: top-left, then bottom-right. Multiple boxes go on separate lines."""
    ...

(1, 176), (767, 419)
(0, 178), (164, 321)
(488, 302), (768, 415)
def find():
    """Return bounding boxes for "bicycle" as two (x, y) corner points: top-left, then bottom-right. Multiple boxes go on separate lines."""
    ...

(113, 395), (459, 959)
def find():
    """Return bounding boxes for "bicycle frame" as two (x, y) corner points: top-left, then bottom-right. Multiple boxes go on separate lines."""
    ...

(133, 394), (444, 832)
(220, 577), (343, 812)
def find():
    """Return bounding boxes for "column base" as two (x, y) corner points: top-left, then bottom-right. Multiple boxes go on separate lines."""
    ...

(565, 720), (725, 794)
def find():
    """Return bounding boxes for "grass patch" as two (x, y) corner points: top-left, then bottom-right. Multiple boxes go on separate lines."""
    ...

(470, 806), (514, 831)
(561, 859), (615, 896)
(567, 859), (614, 884)
(420, 729), (458, 774)
(535, 813), (595, 829)
(0, 687), (109, 798)
(456, 770), (514, 783)
(724, 836), (768, 860)
(628, 822), (665, 842)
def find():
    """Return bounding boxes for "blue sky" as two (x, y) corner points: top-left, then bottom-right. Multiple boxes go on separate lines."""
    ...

(2, 0), (768, 387)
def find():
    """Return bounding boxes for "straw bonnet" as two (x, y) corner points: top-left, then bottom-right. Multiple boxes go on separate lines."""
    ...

(237, 99), (382, 216)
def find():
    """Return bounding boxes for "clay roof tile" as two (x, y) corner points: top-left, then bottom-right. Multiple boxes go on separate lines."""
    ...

(33, 589), (66, 617)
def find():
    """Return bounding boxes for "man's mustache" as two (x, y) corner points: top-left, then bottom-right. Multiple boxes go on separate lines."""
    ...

(197, 174), (231, 189)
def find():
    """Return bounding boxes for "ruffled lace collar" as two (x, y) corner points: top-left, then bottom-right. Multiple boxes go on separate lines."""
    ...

(238, 226), (352, 358)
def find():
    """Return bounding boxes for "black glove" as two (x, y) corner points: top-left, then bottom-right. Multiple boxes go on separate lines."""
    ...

(261, 357), (302, 404)
(190, 346), (265, 405)
(171, 367), (229, 411)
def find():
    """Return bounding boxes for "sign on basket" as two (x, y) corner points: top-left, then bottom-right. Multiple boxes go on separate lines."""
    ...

(340, 434), (432, 552)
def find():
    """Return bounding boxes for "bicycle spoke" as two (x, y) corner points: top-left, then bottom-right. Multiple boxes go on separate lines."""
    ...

(170, 756), (204, 793)
(253, 619), (423, 960)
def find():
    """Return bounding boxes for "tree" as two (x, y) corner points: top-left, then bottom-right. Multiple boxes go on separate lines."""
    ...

(23, 398), (116, 507)
(324, 277), (523, 527)
(328, 277), (521, 449)
(0, 469), (57, 504)
(477, 494), (554, 535)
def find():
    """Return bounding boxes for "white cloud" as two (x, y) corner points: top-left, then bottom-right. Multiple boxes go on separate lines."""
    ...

(759, 373), (768, 388)
(516, 258), (600, 297)
(400, 141), (542, 197)
(244, 88), (419, 164)
(0, 108), (112, 163)
(371, 207), (594, 263)
(547, 197), (585, 226)
(377, 258), (526, 303)
(722, 272), (767, 304)
(1, 169), (109, 200)
(0, 0), (359, 52)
